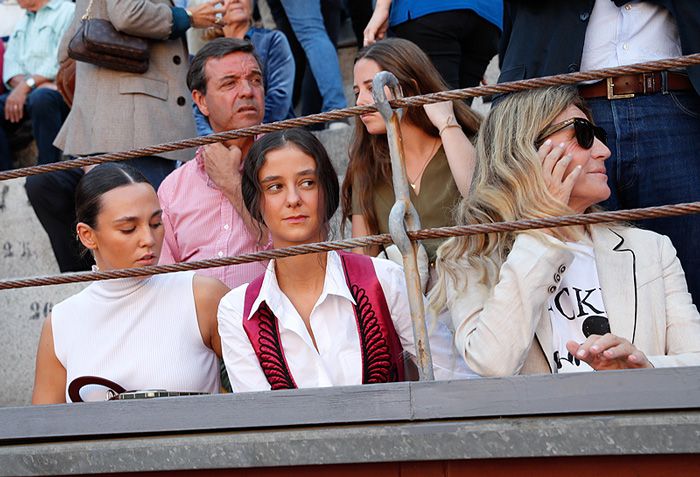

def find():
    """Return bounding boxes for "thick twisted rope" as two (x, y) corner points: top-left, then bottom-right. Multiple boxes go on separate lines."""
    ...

(1, 201), (698, 290)
(1, 54), (699, 182)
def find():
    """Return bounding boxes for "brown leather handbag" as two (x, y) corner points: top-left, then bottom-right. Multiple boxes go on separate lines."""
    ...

(56, 58), (76, 107)
(67, 0), (150, 74)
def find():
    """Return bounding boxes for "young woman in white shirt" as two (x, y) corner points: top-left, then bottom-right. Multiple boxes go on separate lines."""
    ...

(32, 163), (229, 404)
(431, 86), (700, 377)
(217, 128), (469, 392)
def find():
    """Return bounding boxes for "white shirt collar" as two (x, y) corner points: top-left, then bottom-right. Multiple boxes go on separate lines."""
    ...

(246, 251), (357, 321)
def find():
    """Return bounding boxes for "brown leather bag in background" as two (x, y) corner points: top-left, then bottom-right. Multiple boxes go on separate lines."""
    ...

(56, 58), (76, 107)
(67, 0), (150, 74)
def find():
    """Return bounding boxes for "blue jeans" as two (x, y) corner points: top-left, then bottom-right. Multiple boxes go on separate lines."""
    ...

(25, 155), (175, 272)
(588, 91), (700, 305)
(0, 88), (69, 170)
(280, 0), (347, 112)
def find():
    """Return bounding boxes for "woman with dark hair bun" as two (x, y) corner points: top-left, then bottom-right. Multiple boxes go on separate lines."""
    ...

(32, 163), (229, 404)
(218, 128), (471, 392)
(342, 38), (481, 290)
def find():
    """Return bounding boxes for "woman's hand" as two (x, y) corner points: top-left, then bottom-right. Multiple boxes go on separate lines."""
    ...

(423, 100), (455, 130)
(423, 100), (475, 198)
(187, 0), (226, 29)
(566, 333), (653, 371)
(538, 139), (581, 205)
(363, 0), (391, 46)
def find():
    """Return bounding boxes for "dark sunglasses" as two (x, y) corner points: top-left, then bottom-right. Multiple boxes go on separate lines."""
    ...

(535, 117), (607, 150)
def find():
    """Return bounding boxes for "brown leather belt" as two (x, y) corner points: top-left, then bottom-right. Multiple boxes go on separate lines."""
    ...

(578, 71), (693, 100)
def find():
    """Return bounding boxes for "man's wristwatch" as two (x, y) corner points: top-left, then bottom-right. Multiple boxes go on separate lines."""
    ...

(25, 76), (36, 90)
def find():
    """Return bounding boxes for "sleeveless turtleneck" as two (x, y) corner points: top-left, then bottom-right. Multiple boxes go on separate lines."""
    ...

(51, 271), (220, 402)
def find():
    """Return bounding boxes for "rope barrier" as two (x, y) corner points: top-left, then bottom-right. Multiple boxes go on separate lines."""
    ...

(2, 201), (699, 291)
(1, 53), (699, 182)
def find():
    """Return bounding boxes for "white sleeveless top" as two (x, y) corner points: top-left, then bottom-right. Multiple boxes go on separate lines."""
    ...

(52, 271), (220, 402)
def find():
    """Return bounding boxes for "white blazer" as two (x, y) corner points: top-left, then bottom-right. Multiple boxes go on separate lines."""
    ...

(446, 226), (700, 376)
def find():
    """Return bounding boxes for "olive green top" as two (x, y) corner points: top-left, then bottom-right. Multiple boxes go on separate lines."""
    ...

(352, 146), (460, 262)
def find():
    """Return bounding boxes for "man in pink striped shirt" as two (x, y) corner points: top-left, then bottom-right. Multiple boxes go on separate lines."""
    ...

(158, 38), (270, 289)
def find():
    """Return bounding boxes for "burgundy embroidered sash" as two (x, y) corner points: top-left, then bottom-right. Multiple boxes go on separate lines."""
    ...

(242, 252), (405, 390)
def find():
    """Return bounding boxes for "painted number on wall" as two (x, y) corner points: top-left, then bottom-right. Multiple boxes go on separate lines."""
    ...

(2, 241), (33, 259)
(29, 302), (53, 321)
(0, 185), (7, 212)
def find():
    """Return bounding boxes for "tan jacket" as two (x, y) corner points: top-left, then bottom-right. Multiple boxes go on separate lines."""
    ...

(54, 0), (196, 162)
(446, 226), (700, 376)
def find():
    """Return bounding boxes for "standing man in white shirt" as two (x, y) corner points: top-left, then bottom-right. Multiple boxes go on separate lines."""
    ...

(498, 0), (700, 306)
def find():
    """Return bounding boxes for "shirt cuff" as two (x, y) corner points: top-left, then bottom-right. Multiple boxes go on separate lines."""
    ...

(3, 65), (22, 90)
(33, 65), (59, 82)
(169, 7), (191, 39)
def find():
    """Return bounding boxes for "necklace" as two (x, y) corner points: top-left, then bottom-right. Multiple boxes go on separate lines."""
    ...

(407, 137), (440, 192)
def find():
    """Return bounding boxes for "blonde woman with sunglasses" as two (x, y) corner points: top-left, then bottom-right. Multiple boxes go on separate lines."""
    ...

(430, 86), (700, 377)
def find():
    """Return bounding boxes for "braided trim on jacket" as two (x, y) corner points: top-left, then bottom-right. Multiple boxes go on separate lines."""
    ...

(349, 283), (396, 383)
(255, 302), (296, 390)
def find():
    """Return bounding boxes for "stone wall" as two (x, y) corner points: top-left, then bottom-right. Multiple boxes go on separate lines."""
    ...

(0, 178), (87, 406)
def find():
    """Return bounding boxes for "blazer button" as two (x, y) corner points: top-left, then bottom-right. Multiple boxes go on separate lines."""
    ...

(558, 265), (566, 274)
(177, 96), (186, 106)
(173, 55), (182, 65)
(580, 11), (590, 21)
(548, 285), (557, 294)
(554, 273), (561, 282)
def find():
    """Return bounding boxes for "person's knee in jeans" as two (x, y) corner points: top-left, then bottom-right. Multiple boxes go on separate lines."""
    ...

(26, 88), (69, 165)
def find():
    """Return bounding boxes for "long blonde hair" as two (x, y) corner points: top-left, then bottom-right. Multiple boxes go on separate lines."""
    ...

(430, 86), (595, 310)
